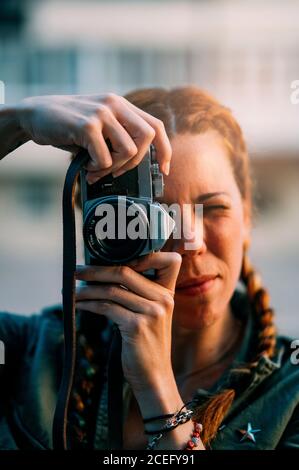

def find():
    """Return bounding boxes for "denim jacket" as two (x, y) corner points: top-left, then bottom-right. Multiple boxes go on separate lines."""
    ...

(0, 289), (298, 450)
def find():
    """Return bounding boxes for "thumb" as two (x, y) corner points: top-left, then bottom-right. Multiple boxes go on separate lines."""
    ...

(126, 251), (182, 293)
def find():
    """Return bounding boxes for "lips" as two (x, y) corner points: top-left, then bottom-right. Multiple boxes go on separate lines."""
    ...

(176, 275), (218, 289)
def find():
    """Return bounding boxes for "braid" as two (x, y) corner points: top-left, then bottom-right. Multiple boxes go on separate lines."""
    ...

(193, 245), (277, 448)
(241, 248), (277, 361)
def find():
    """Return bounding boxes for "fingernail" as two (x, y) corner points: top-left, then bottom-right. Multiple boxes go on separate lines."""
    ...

(163, 162), (170, 176)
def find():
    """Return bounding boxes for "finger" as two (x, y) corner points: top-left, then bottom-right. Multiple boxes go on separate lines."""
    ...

(83, 129), (113, 172)
(126, 252), (182, 293)
(75, 252), (182, 296)
(75, 283), (152, 314)
(101, 113), (139, 172)
(83, 107), (142, 180)
(123, 99), (172, 176)
(76, 300), (135, 329)
(88, 95), (155, 176)
(108, 102), (156, 177)
(85, 168), (112, 184)
(75, 265), (165, 301)
(111, 147), (150, 178)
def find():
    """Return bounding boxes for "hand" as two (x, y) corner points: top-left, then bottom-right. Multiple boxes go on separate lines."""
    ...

(75, 252), (182, 395)
(15, 93), (172, 182)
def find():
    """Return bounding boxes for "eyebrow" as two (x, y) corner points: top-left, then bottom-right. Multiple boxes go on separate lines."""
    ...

(196, 192), (230, 202)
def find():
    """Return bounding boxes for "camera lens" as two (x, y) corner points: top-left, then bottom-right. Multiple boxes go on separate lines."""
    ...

(83, 196), (149, 263)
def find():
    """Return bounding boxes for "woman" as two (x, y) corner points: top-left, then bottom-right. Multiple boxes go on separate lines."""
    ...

(0, 87), (298, 450)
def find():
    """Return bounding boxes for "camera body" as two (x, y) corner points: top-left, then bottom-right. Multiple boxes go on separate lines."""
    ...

(80, 145), (175, 268)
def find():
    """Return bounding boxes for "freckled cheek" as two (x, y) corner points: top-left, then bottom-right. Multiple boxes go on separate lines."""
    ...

(206, 219), (244, 278)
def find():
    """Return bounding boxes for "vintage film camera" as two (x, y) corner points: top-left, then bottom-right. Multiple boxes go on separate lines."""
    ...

(80, 144), (175, 269)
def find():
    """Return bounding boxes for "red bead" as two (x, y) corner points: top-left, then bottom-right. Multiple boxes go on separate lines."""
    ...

(182, 422), (203, 451)
(195, 422), (203, 432)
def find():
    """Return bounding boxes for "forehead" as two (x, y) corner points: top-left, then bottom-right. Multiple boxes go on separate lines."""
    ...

(162, 130), (238, 200)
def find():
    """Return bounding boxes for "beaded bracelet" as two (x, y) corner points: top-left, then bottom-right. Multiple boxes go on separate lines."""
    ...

(183, 421), (203, 450)
(146, 420), (203, 451)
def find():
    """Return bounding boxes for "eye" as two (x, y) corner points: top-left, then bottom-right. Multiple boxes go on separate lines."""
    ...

(204, 205), (229, 210)
(203, 204), (231, 217)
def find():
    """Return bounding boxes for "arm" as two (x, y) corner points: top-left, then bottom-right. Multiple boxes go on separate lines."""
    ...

(75, 253), (205, 451)
(0, 105), (30, 160)
(0, 94), (172, 182)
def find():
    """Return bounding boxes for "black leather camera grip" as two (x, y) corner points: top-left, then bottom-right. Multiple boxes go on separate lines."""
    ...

(52, 149), (123, 450)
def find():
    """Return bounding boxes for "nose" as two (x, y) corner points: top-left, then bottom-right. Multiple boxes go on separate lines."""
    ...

(172, 234), (207, 257)
(171, 204), (207, 257)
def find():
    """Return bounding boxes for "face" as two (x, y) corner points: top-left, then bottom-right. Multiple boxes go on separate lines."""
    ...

(158, 130), (251, 330)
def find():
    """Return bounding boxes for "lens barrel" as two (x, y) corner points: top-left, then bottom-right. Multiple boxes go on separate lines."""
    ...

(83, 196), (149, 263)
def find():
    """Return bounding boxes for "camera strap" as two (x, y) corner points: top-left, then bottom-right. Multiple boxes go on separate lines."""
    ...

(52, 150), (123, 450)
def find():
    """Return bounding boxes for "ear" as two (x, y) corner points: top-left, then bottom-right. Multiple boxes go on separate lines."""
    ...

(242, 200), (252, 248)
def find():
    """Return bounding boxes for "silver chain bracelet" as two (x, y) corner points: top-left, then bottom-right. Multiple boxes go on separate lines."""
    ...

(145, 408), (194, 449)
(146, 433), (164, 450)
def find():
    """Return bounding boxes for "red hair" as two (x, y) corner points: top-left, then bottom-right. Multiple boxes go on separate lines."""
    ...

(124, 86), (276, 447)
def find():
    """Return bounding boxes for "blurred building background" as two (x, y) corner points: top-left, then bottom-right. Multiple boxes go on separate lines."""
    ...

(0, 0), (298, 336)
